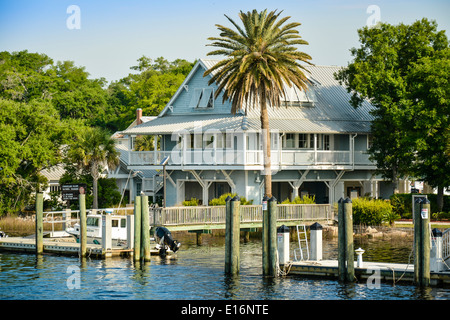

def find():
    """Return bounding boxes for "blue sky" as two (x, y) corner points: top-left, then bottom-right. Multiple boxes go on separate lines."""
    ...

(0, 0), (448, 82)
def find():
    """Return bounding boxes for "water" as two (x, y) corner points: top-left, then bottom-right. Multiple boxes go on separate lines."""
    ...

(0, 235), (449, 301)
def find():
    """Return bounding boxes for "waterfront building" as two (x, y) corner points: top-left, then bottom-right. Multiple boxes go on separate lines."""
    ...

(111, 59), (404, 206)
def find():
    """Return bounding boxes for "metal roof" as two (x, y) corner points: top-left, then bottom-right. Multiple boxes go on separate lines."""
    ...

(122, 60), (374, 135)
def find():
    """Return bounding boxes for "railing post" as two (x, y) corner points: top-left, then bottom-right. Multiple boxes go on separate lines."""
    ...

(35, 193), (44, 255)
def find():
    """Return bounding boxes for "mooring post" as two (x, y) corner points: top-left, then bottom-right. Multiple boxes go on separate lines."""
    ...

(126, 215), (134, 250)
(141, 195), (151, 262)
(102, 214), (112, 257)
(268, 196), (278, 277)
(430, 228), (443, 272)
(414, 198), (431, 286)
(262, 195), (270, 276)
(344, 198), (354, 282)
(35, 192), (44, 255)
(229, 195), (241, 275)
(224, 195), (232, 274)
(310, 222), (323, 261)
(79, 193), (87, 258)
(337, 198), (345, 281)
(134, 196), (141, 262)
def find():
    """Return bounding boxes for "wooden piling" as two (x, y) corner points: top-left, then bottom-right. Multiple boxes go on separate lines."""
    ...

(338, 198), (354, 282)
(414, 198), (431, 286)
(79, 194), (87, 258)
(262, 195), (270, 276)
(141, 195), (151, 262)
(224, 196), (232, 274)
(337, 198), (345, 281)
(344, 198), (354, 282)
(229, 196), (241, 275)
(268, 197), (278, 277)
(35, 193), (44, 255)
(134, 196), (141, 261)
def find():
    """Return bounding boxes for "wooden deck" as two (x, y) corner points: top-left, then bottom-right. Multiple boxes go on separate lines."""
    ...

(0, 237), (146, 258)
(282, 260), (450, 286)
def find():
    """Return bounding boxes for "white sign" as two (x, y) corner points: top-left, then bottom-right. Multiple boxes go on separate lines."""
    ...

(262, 201), (267, 211)
(421, 208), (428, 219)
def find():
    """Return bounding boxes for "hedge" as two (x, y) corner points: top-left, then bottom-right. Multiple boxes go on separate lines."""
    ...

(352, 198), (399, 225)
(389, 193), (450, 219)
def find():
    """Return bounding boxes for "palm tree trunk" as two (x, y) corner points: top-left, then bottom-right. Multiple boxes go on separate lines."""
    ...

(261, 105), (272, 198)
(93, 177), (98, 209)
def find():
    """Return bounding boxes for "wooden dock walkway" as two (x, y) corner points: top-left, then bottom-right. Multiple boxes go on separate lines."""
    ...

(0, 237), (150, 258)
(282, 260), (450, 286)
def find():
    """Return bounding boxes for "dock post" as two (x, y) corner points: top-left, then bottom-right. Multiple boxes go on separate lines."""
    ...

(141, 195), (151, 262)
(63, 208), (71, 232)
(35, 192), (44, 255)
(414, 198), (430, 286)
(337, 198), (345, 281)
(268, 196), (278, 277)
(262, 195), (270, 276)
(229, 196), (241, 275)
(224, 196), (232, 274)
(134, 196), (141, 262)
(102, 214), (112, 257)
(126, 215), (134, 250)
(79, 193), (87, 258)
(310, 222), (323, 261)
(430, 228), (443, 272)
(277, 225), (290, 265)
(338, 198), (354, 282)
(344, 198), (354, 282)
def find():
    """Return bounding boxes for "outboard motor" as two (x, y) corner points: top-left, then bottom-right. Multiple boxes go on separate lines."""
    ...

(155, 226), (180, 254)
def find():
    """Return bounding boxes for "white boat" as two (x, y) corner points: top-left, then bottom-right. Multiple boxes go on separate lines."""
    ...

(65, 213), (181, 255)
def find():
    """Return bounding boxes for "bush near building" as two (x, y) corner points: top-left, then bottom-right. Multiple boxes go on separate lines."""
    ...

(390, 193), (450, 220)
(352, 197), (398, 226)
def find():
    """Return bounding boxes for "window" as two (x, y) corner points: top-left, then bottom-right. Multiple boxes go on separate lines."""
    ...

(298, 134), (308, 148)
(367, 135), (373, 149)
(323, 134), (330, 150)
(121, 218), (126, 228)
(190, 88), (214, 109)
(112, 219), (119, 228)
(283, 133), (296, 149)
(204, 133), (214, 149)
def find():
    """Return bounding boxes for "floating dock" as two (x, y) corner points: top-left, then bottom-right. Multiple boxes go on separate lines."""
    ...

(0, 237), (162, 259)
(282, 260), (450, 286)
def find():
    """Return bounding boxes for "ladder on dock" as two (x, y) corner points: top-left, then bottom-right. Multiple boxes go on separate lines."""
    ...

(294, 224), (309, 261)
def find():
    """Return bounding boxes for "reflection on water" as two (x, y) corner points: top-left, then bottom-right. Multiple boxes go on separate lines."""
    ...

(0, 235), (449, 300)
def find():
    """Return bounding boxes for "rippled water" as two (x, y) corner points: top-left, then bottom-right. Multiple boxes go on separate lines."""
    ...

(1, 235), (449, 300)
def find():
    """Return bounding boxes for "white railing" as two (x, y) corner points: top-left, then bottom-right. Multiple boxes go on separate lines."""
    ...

(129, 149), (374, 167)
(149, 204), (332, 227)
(443, 228), (450, 262)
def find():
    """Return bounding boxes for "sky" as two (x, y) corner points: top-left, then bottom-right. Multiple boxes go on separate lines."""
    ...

(0, 0), (449, 83)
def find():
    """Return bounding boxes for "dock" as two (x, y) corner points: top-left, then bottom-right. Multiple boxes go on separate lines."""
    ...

(0, 236), (161, 259)
(282, 260), (450, 286)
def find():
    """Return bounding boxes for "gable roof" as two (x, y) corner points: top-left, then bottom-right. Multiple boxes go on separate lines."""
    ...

(122, 59), (374, 135)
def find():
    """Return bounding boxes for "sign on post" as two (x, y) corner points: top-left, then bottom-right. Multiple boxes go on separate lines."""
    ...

(62, 184), (87, 201)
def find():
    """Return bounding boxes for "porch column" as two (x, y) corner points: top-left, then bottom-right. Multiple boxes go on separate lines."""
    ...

(314, 134), (317, 164)
(153, 135), (158, 165)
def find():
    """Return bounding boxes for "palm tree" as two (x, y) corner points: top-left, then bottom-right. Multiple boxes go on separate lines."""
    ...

(68, 127), (119, 209)
(204, 9), (312, 197)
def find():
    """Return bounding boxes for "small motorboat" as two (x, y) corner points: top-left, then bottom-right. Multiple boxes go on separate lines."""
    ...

(0, 228), (7, 238)
(65, 212), (180, 255)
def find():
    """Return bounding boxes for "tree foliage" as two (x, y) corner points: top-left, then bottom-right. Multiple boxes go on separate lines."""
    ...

(335, 18), (449, 209)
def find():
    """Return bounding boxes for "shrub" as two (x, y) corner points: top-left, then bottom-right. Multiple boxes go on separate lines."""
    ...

(281, 195), (316, 204)
(352, 197), (398, 225)
(182, 197), (200, 206)
(389, 193), (450, 220)
(208, 193), (253, 206)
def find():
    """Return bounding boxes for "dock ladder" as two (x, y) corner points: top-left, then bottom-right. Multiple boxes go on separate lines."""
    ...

(294, 224), (309, 261)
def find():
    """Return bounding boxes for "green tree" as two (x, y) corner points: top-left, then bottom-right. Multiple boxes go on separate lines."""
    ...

(204, 9), (312, 197)
(335, 18), (449, 208)
(66, 127), (120, 209)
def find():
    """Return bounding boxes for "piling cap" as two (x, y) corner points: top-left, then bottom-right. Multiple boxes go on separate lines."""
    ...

(310, 222), (323, 230)
(338, 198), (344, 203)
(262, 195), (270, 201)
(269, 196), (277, 202)
(432, 228), (443, 237)
(422, 198), (430, 204)
(415, 198), (423, 204)
(232, 195), (240, 202)
(277, 225), (289, 233)
(225, 196), (232, 202)
(343, 197), (352, 203)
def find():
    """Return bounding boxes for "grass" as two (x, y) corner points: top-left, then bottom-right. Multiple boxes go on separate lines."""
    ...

(0, 216), (63, 237)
